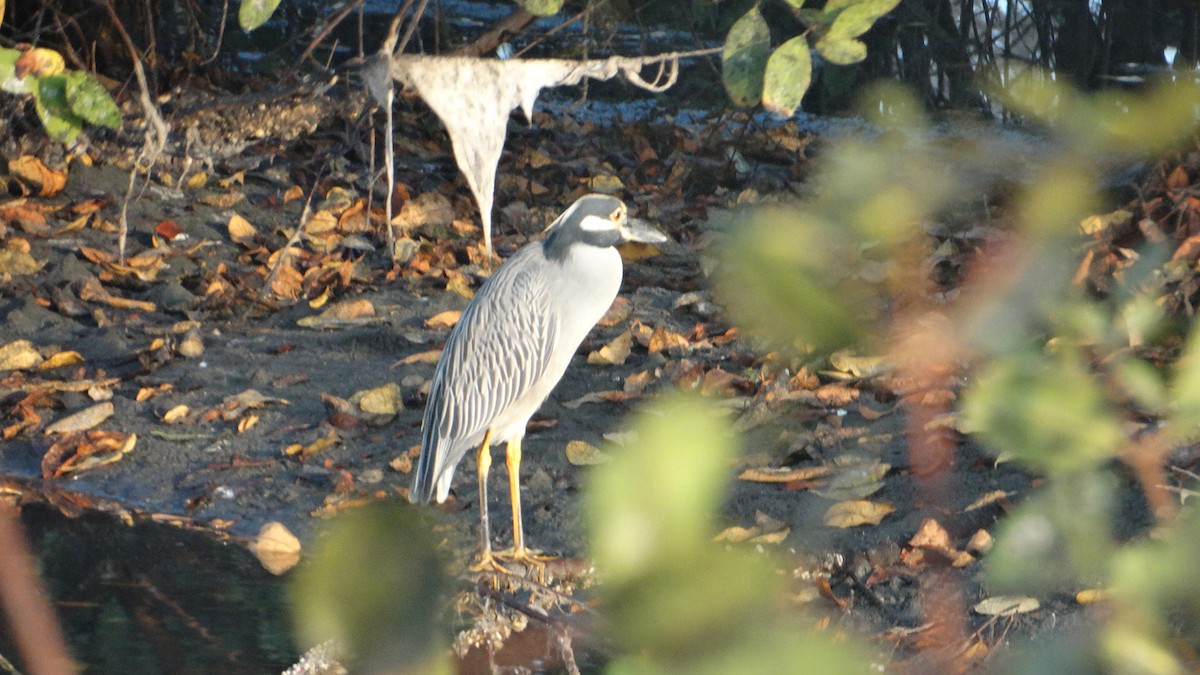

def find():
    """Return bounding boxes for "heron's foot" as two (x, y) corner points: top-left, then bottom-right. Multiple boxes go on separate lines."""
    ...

(468, 550), (510, 576)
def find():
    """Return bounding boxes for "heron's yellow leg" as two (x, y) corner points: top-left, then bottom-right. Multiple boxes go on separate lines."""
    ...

(506, 436), (526, 555)
(469, 430), (500, 572)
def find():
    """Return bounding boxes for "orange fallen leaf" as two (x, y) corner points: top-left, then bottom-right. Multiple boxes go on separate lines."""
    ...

(36, 351), (84, 370)
(588, 331), (632, 366)
(648, 326), (689, 355)
(738, 465), (831, 483)
(8, 156), (67, 197)
(42, 430), (136, 478)
(565, 440), (611, 466)
(395, 350), (442, 365)
(425, 310), (462, 330)
(228, 213), (259, 246)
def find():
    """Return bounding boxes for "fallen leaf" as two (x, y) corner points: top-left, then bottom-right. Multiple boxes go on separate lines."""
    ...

(0, 248), (44, 276)
(565, 440), (611, 465)
(395, 350), (442, 365)
(228, 213), (259, 246)
(963, 490), (1010, 512)
(966, 529), (993, 554)
(811, 458), (890, 500)
(297, 299), (379, 328)
(588, 331), (632, 365)
(41, 430), (136, 478)
(973, 595), (1039, 616)
(197, 191), (245, 208)
(425, 310), (462, 330)
(1076, 589), (1109, 604)
(738, 465), (831, 483)
(250, 521), (302, 575)
(823, 500), (895, 528)
(647, 326), (689, 355)
(351, 382), (405, 423)
(8, 156), (66, 197)
(36, 351), (84, 370)
(598, 296), (631, 327)
(162, 405), (190, 423)
(45, 402), (115, 434)
(0, 340), (44, 371)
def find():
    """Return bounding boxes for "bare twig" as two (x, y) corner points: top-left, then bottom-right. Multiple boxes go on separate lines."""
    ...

(94, 0), (169, 264)
(0, 505), (75, 675)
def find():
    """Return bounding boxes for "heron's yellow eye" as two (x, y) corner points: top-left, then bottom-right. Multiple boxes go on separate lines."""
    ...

(609, 207), (624, 222)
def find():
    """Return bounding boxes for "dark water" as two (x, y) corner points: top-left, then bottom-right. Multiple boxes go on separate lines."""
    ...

(2, 505), (296, 674)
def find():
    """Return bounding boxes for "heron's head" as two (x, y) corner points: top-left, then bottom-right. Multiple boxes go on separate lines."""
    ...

(543, 194), (668, 256)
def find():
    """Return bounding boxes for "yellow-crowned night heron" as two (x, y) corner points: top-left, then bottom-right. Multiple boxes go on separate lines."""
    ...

(410, 194), (667, 567)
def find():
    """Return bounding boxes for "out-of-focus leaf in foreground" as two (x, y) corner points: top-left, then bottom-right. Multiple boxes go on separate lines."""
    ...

(291, 503), (450, 675)
(586, 394), (871, 673)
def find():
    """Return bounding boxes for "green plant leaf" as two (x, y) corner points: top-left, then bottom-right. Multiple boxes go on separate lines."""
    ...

(824, 0), (901, 40)
(0, 47), (31, 95)
(762, 36), (812, 117)
(64, 71), (120, 130)
(239, 0), (281, 32)
(721, 7), (770, 107)
(781, 0), (807, 9)
(32, 75), (84, 142)
(815, 35), (868, 64)
(514, 0), (564, 16)
(962, 351), (1125, 473)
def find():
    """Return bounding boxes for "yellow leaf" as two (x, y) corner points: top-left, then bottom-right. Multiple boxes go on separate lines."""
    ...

(425, 310), (462, 330)
(565, 440), (612, 466)
(0, 340), (43, 370)
(251, 521), (302, 575)
(228, 213), (258, 246)
(37, 351), (84, 370)
(823, 500), (895, 528)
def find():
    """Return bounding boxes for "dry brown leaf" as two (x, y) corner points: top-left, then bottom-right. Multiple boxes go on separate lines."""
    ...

(425, 310), (462, 330)
(444, 272), (476, 300)
(42, 431), (136, 478)
(700, 368), (749, 396)
(250, 521), (302, 575)
(598, 296), (631, 327)
(966, 529), (993, 554)
(228, 213), (258, 246)
(973, 596), (1039, 616)
(738, 465), (831, 483)
(0, 248), (44, 276)
(908, 518), (955, 552)
(78, 277), (157, 312)
(823, 500), (895, 528)
(237, 414), (259, 433)
(811, 458), (889, 500)
(392, 191), (455, 231)
(713, 525), (757, 543)
(827, 351), (889, 378)
(162, 405), (190, 423)
(963, 490), (1010, 512)
(0, 340), (44, 371)
(14, 48), (65, 78)
(588, 331), (632, 366)
(45, 402), (115, 434)
(647, 326), (689, 355)
(623, 369), (657, 393)
(9, 156), (67, 197)
(1076, 589), (1109, 604)
(197, 191), (245, 208)
(565, 440), (611, 466)
(396, 350), (442, 365)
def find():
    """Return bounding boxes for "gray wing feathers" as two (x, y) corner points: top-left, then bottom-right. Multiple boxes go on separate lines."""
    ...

(411, 246), (558, 502)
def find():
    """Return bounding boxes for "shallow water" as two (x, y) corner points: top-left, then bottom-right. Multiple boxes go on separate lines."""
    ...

(3, 506), (295, 674)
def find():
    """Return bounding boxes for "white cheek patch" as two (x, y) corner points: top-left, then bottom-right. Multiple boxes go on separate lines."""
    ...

(578, 214), (618, 233)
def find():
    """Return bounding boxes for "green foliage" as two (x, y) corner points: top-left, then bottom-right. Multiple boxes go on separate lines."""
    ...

(586, 393), (873, 673)
(721, 0), (901, 116)
(721, 7), (771, 107)
(291, 503), (450, 674)
(239, 0), (282, 32)
(0, 47), (120, 142)
(514, 0), (565, 16)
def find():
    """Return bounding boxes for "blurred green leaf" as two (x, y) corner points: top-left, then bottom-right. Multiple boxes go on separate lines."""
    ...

(718, 206), (867, 353)
(587, 393), (872, 672)
(986, 473), (1116, 595)
(1113, 357), (1168, 415)
(239, 0), (281, 32)
(1170, 322), (1200, 437)
(586, 394), (736, 582)
(32, 75), (83, 142)
(763, 36), (813, 117)
(781, 0), (807, 9)
(721, 7), (770, 107)
(64, 71), (120, 130)
(515, 0), (565, 15)
(0, 47), (31, 95)
(292, 503), (450, 675)
(962, 350), (1124, 473)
